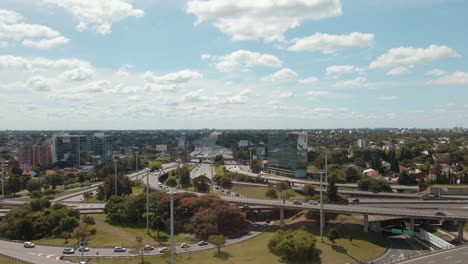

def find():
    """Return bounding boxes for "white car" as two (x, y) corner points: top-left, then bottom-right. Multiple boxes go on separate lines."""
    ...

(158, 247), (168, 253)
(180, 243), (190, 248)
(23, 242), (35, 248)
(309, 200), (318, 205)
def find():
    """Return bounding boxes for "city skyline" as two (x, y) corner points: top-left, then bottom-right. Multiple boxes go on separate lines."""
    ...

(1, 0), (467, 130)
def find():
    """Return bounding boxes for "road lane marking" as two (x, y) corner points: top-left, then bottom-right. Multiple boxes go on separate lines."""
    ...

(463, 252), (468, 255)
(454, 260), (462, 263)
(445, 256), (453, 259)
(427, 261), (435, 264)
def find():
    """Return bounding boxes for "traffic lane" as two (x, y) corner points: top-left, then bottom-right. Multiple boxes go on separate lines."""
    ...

(0, 240), (69, 264)
(352, 203), (468, 210)
(398, 246), (468, 264)
(374, 235), (423, 264)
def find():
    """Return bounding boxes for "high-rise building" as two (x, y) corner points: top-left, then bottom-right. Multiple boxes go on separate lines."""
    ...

(357, 139), (367, 148)
(92, 133), (112, 164)
(52, 133), (88, 167)
(268, 132), (308, 178)
(18, 142), (52, 169)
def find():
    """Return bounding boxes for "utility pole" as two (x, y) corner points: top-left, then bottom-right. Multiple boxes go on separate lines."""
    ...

(114, 159), (118, 196)
(169, 189), (175, 264)
(146, 168), (150, 234)
(1, 160), (5, 200)
(320, 151), (328, 243)
(135, 151), (139, 180)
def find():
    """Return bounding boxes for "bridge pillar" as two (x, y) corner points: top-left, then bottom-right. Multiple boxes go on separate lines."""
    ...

(363, 214), (369, 232)
(410, 218), (415, 231)
(280, 207), (285, 227)
(458, 221), (465, 241)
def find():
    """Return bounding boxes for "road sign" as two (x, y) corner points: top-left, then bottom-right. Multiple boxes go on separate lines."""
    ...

(403, 230), (415, 236)
(391, 228), (403, 234)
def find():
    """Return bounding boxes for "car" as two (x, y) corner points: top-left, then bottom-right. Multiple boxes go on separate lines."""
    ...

(435, 211), (446, 216)
(62, 248), (75, 254)
(352, 198), (360, 203)
(79, 262), (87, 264)
(265, 219), (271, 224)
(180, 243), (190, 248)
(144, 245), (155, 250)
(78, 246), (89, 252)
(309, 200), (318, 205)
(158, 183), (163, 187)
(226, 190), (231, 194)
(114, 247), (126, 252)
(234, 193), (240, 197)
(293, 200), (302, 205)
(242, 205), (249, 209)
(158, 247), (168, 253)
(23, 242), (35, 248)
(198, 241), (209, 246)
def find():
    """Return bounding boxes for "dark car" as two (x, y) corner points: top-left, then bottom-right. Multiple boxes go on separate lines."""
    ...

(352, 198), (360, 203)
(435, 211), (446, 216)
(114, 247), (126, 252)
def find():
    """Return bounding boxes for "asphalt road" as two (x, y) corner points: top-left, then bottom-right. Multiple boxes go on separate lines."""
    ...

(373, 235), (425, 264)
(398, 245), (468, 264)
(190, 163), (214, 179)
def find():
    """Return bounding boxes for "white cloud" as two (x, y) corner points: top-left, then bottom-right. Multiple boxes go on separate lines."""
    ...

(222, 95), (248, 104)
(426, 69), (446, 76)
(22, 36), (69, 49)
(386, 66), (409, 76)
(0, 41), (7, 48)
(26, 76), (54, 92)
(288, 32), (374, 54)
(427, 71), (468, 86)
(144, 70), (202, 84)
(278, 91), (294, 98)
(369, 45), (460, 69)
(262, 68), (297, 82)
(326, 65), (365, 78)
(186, 0), (342, 42)
(239, 88), (252, 96)
(0, 9), (69, 49)
(213, 50), (282, 72)
(0, 55), (91, 70)
(335, 77), (368, 88)
(42, 0), (144, 35)
(183, 89), (213, 102)
(200, 54), (211, 60)
(60, 67), (94, 81)
(378, 96), (399, 100)
(76, 80), (111, 93)
(307, 91), (329, 97)
(299, 76), (318, 84)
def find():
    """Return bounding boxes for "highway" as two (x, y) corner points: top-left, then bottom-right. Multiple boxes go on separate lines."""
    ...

(398, 245), (468, 264)
(373, 235), (426, 264)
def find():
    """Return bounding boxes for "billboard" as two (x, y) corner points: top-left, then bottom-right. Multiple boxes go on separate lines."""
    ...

(156, 144), (167, 151)
(238, 140), (249, 147)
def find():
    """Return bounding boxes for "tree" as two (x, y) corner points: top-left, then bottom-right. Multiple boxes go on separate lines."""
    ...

(327, 175), (339, 202)
(151, 215), (166, 238)
(192, 175), (210, 193)
(149, 161), (163, 172)
(208, 234), (226, 253)
(72, 223), (90, 243)
(214, 154), (224, 166)
(179, 166), (191, 187)
(268, 229), (317, 261)
(44, 173), (64, 189)
(6, 174), (22, 196)
(96, 186), (105, 201)
(81, 215), (95, 225)
(327, 228), (340, 244)
(103, 174), (133, 199)
(27, 179), (42, 192)
(302, 184), (315, 196)
(398, 171), (416, 185)
(354, 158), (367, 168)
(165, 176), (177, 187)
(265, 188), (278, 199)
(276, 181), (289, 199)
(250, 159), (262, 173)
(344, 167), (359, 183)
(83, 191), (93, 201)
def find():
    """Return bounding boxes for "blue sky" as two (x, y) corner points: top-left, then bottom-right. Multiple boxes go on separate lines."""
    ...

(0, 0), (467, 130)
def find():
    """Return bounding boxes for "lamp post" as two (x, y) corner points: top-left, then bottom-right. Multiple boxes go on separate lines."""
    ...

(169, 188), (175, 264)
(114, 159), (118, 196)
(135, 151), (139, 180)
(319, 151), (328, 243)
(146, 167), (150, 234)
(1, 160), (5, 200)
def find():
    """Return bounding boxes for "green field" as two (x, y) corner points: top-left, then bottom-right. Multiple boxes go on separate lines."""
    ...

(0, 255), (25, 264)
(231, 183), (306, 200)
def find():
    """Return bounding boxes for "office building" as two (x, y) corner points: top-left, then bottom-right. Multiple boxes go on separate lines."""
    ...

(52, 133), (88, 167)
(92, 133), (112, 164)
(357, 139), (367, 148)
(18, 142), (52, 169)
(268, 132), (308, 178)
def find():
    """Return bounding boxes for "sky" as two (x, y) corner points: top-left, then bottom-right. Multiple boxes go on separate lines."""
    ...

(0, 0), (467, 130)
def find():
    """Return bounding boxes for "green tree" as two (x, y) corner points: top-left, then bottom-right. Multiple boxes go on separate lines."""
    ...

(208, 234), (226, 253)
(276, 181), (290, 199)
(265, 188), (278, 199)
(179, 166), (191, 187)
(26, 179), (42, 192)
(302, 184), (315, 196)
(192, 175), (210, 193)
(214, 155), (224, 166)
(327, 175), (339, 202)
(151, 215), (166, 238)
(250, 159), (262, 173)
(344, 167), (359, 183)
(83, 191), (93, 201)
(96, 186), (105, 201)
(6, 174), (22, 196)
(149, 161), (162, 172)
(165, 176), (177, 187)
(268, 229), (317, 261)
(327, 228), (340, 243)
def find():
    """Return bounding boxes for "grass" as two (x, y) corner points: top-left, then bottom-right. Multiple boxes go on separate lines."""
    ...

(67, 220), (386, 264)
(0, 255), (25, 264)
(419, 184), (468, 194)
(215, 165), (225, 176)
(231, 183), (306, 200)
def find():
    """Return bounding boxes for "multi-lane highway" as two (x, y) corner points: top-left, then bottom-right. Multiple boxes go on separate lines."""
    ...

(398, 245), (468, 264)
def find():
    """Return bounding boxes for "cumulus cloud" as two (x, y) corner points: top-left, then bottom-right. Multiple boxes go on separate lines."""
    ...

(76, 80), (111, 93)
(42, 0), (144, 34)
(186, 0), (342, 42)
(369, 45), (460, 69)
(26, 76), (55, 92)
(426, 69), (446, 76)
(262, 68), (297, 82)
(239, 88), (252, 96)
(0, 9), (69, 49)
(307, 91), (329, 97)
(144, 70), (202, 84)
(288, 32), (374, 54)
(326, 65), (365, 78)
(222, 95), (248, 104)
(60, 67), (94, 81)
(299, 76), (318, 84)
(386, 66), (409, 76)
(213, 50), (282, 72)
(335, 77), (368, 88)
(278, 91), (294, 98)
(0, 55), (91, 71)
(427, 71), (468, 86)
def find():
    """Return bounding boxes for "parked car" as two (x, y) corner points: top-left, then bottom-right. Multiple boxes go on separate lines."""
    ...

(293, 200), (302, 205)
(23, 242), (35, 248)
(158, 247), (168, 253)
(144, 245), (155, 250)
(63, 248), (75, 254)
(309, 200), (318, 205)
(198, 241), (209, 246)
(114, 247), (126, 252)
(78, 246), (89, 252)
(180, 243), (190, 248)
(352, 198), (360, 203)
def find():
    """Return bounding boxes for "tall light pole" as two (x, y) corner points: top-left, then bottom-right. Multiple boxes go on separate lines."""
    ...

(1, 160), (5, 200)
(145, 168), (150, 234)
(319, 151), (328, 243)
(211, 160), (214, 193)
(169, 188), (175, 264)
(114, 159), (118, 196)
(135, 151), (139, 180)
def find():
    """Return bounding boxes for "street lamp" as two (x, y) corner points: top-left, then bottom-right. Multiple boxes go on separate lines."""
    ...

(1, 160), (5, 200)
(169, 188), (175, 264)
(318, 151), (328, 243)
(145, 167), (150, 234)
(114, 158), (118, 196)
(135, 151), (139, 180)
